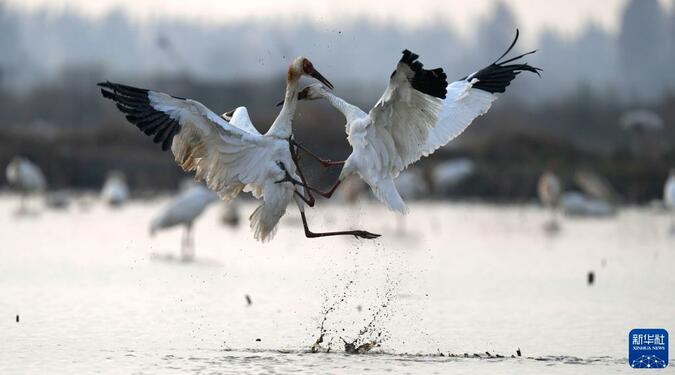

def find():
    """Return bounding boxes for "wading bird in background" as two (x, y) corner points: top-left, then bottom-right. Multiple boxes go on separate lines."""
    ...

(289, 30), (540, 214)
(537, 170), (562, 232)
(5, 156), (46, 213)
(619, 109), (664, 134)
(150, 184), (217, 261)
(220, 201), (241, 228)
(574, 170), (617, 205)
(101, 171), (130, 207)
(98, 57), (379, 242)
(664, 169), (675, 232)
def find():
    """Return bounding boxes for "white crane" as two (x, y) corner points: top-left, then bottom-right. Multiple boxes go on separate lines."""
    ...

(619, 109), (664, 133)
(537, 171), (561, 208)
(98, 57), (378, 242)
(664, 169), (675, 231)
(150, 185), (218, 261)
(101, 171), (130, 207)
(537, 171), (562, 232)
(289, 30), (540, 214)
(5, 156), (46, 213)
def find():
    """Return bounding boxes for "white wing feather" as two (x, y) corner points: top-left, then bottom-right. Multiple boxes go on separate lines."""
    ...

(422, 80), (496, 156)
(99, 82), (295, 242)
(146, 92), (279, 201)
(365, 62), (443, 177)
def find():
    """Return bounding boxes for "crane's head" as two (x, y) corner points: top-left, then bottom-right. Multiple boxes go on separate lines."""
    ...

(287, 56), (334, 89)
(276, 83), (328, 106)
(221, 108), (236, 122)
(297, 83), (330, 101)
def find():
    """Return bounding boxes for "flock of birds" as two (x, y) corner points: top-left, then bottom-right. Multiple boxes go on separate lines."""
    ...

(4, 29), (675, 256)
(537, 167), (675, 233)
(4, 157), (238, 260)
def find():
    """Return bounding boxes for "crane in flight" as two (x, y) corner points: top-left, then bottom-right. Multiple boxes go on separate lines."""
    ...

(98, 56), (379, 241)
(284, 30), (540, 214)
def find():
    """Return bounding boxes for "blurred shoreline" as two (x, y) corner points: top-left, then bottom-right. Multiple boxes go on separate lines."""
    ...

(1, 75), (673, 203)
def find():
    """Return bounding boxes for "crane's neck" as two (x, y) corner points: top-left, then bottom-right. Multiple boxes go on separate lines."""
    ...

(321, 91), (365, 125)
(266, 78), (299, 139)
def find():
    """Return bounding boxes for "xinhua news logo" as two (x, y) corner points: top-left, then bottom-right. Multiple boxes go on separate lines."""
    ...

(629, 328), (668, 369)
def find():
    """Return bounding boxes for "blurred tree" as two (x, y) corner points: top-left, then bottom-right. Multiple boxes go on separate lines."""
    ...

(0, 1), (20, 89)
(618, 0), (668, 99)
(475, 1), (519, 61)
(669, 0), (675, 84)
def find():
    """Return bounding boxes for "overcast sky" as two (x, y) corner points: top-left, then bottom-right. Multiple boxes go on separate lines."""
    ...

(7, 0), (672, 41)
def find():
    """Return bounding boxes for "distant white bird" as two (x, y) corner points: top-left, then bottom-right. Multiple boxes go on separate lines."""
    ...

(5, 156), (46, 212)
(537, 171), (562, 232)
(560, 192), (615, 218)
(619, 109), (664, 133)
(101, 171), (130, 207)
(293, 30), (540, 214)
(151, 185), (218, 261)
(664, 169), (675, 229)
(574, 170), (617, 204)
(537, 171), (561, 208)
(98, 57), (378, 241)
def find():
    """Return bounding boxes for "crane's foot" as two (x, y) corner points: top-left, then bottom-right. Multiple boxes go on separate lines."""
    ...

(350, 230), (381, 239)
(305, 229), (381, 239)
(275, 161), (303, 186)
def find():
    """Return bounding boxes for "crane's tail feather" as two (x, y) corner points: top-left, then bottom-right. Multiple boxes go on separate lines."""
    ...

(249, 203), (279, 242)
(371, 178), (409, 215)
(465, 29), (542, 94)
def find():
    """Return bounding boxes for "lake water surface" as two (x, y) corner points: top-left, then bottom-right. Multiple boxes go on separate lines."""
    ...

(1, 196), (673, 374)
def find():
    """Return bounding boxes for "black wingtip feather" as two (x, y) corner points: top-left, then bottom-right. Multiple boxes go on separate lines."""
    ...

(467, 29), (542, 94)
(98, 81), (180, 151)
(399, 49), (448, 99)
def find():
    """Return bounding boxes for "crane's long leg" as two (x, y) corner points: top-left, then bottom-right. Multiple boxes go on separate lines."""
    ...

(291, 139), (345, 167)
(289, 142), (316, 208)
(19, 193), (27, 214)
(180, 226), (188, 259)
(188, 225), (195, 260)
(276, 161), (342, 199)
(291, 196), (379, 239)
(317, 180), (341, 199)
(181, 224), (194, 262)
(285, 138), (345, 199)
(298, 209), (380, 239)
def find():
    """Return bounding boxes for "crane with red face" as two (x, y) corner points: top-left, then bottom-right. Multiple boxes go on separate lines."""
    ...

(98, 57), (379, 242)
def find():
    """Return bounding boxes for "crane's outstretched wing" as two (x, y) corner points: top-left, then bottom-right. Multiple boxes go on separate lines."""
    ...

(423, 30), (541, 157)
(365, 50), (448, 176)
(98, 81), (276, 201)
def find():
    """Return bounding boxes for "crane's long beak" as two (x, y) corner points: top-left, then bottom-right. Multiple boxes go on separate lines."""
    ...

(276, 67), (333, 106)
(307, 67), (334, 90)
